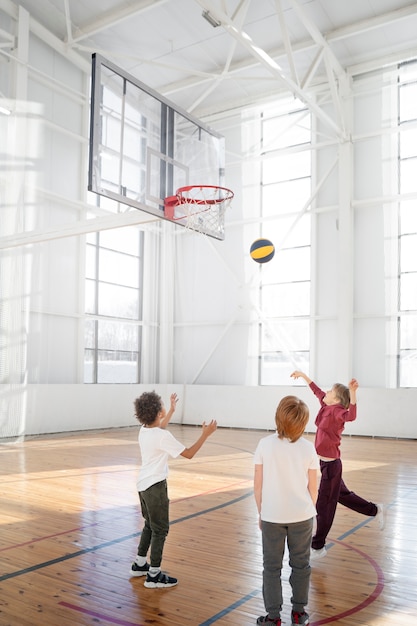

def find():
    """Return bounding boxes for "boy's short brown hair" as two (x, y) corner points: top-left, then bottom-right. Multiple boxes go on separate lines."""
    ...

(275, 395), (310, 442)
(333, 383), (350, 409)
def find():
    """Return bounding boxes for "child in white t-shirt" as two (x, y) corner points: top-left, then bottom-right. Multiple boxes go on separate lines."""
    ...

(130, 391), (217, 588)
(254, 395), (319, 626)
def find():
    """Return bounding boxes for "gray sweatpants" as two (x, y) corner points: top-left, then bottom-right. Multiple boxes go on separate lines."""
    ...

(261, 517), (313, 618)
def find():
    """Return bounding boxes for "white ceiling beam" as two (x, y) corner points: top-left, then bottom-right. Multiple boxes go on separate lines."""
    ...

(188, 0), (250, 113)
(63, 0), (73, 44)
(301, 47), (324, 90)
(328, 2), (417, 42)
(0, 0), (90, 72)
(0, 26), (14, 45)
(161, 4), (417, 102)
(288, 0), (349, 133)
(288, 0), (345, 79)
(231, 0), (246, 21)
(348, 45), (417, 78)
(0, 211), (158, 250)
(323, 51), (347, 137)
(195, 0), (344, 138)
(73, 42), (217, 79)
(70, 0), (169, 44)
(165, 41), (417, 120)
(275, 0), (299, 86)
(222, 28), (343, 137)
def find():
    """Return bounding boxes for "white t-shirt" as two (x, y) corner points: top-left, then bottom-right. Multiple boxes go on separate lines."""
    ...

(253, 433), (319, 524)
(136, 426), (185, 492)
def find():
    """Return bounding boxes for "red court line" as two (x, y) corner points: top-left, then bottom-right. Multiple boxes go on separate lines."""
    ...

(1, 480), (252, 552)
(0, 524), (98, 552)
(172, 478), (252, 503)
(311, 538), (385, 626)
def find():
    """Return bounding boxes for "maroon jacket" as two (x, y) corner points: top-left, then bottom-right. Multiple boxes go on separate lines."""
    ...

(310, 381), (357, 459)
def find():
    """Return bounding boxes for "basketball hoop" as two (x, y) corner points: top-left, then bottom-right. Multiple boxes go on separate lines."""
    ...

(164, 185), (234, 239)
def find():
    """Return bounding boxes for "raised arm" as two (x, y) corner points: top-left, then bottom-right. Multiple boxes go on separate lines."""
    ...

(159, 393), (178, 429)
(348, 378), (359, 405)
(180, 420), (217, 459)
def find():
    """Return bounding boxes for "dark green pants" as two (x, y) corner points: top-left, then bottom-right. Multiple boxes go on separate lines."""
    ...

(137, 479), (169, 568)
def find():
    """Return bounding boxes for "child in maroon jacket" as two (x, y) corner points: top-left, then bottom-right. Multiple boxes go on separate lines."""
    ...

(291, 371), (384, 559)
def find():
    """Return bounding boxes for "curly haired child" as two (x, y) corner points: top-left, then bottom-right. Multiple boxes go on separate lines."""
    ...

(130, 391), (217, 587)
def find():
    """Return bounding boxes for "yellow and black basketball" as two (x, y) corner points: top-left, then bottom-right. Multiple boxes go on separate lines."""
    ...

(250, 238), (275, 263)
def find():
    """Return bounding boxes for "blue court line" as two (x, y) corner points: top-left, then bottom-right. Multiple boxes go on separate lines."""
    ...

(4, 488), (411, 622)
(199, 589), (261, 626)
(0, 491), (252, 583)
(197, 490), (417, 626)
(195, 515), (380, 626)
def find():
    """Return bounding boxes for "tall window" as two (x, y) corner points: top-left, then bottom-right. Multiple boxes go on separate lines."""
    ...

(257, 101), (312, 384)
(398, 61), (417, 386)
(84, 226), (143, 383)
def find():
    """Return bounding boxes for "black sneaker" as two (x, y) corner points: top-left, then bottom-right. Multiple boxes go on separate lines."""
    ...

(144, 571), (178, 588)
(256, 616), (281, 625)
(130, 561), (150, 577)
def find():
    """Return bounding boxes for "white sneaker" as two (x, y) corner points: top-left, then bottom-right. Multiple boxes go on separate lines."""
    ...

(375, 503), (385, 530)
(310, 547), (326, 560)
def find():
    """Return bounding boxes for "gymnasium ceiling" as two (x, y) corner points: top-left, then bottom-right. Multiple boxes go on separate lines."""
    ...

(8, 0), (417, 119)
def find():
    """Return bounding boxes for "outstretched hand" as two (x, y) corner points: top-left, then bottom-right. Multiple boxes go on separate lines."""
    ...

(348, 378), (358, 404)
(180, 419), (218, 459)
(159, 393), (178, 429)
(202, 419), (217, 437)
(169, 393), (178, 413)
(348, 378), (359, 392)
(290, 370), (311, 384)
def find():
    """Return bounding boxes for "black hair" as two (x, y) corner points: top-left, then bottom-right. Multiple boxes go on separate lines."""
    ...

(134, 391), (162, 426)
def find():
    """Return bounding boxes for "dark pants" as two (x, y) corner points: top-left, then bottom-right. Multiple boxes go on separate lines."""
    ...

(262, 518), (313, 618)
(311, 458), (378, 550)
(137, 479), (169, 568)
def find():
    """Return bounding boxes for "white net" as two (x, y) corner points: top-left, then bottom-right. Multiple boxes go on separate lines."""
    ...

(165, 185), (233, 240)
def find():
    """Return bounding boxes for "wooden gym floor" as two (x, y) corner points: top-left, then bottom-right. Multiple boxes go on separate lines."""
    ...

(0, 424), (416, 626)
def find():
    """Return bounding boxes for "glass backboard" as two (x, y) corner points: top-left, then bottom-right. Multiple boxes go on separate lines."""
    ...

(88, 54), (227, 239)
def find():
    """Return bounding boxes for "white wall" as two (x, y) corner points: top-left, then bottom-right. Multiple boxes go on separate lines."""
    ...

(1, 384), (415, 439)
(184, 384), (417, 439)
